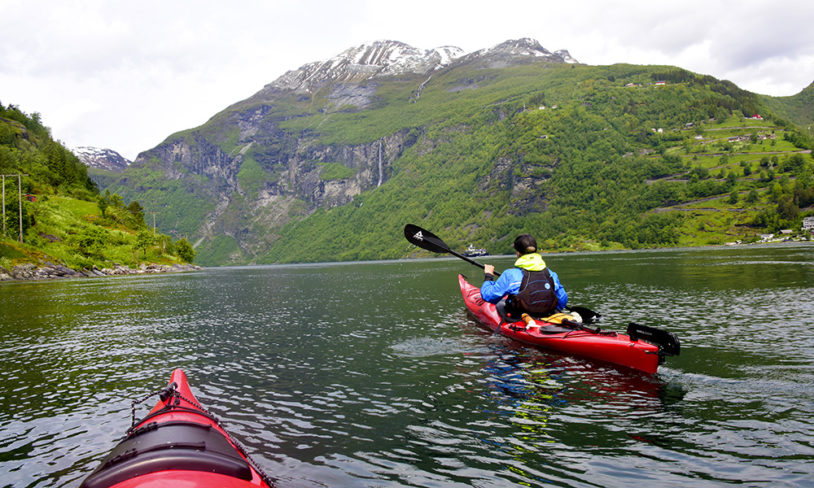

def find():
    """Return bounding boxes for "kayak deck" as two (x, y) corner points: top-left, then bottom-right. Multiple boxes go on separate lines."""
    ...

(459, 274), (675, 374)
(80, 369), (272, 488)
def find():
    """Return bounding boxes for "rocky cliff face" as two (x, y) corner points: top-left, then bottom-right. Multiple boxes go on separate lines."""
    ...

(124, 105), (419, 262)
(113, 38), (578, 264)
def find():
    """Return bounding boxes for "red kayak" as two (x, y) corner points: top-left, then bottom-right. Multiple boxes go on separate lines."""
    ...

(459, 274), (679, 374)
(80, 369), (273, 488)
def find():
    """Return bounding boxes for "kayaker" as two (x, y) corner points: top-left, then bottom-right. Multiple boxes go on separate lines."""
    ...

(482, 234), (567, 321)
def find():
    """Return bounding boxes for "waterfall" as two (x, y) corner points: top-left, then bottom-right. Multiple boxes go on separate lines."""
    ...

(377, 138), (383, 187)
(411, 75), (432, 103)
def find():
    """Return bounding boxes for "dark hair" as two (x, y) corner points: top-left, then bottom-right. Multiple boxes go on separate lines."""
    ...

(513, 234), (537, 254)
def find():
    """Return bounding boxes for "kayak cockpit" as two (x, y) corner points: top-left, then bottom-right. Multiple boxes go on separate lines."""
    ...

(80, 421), (254, 488)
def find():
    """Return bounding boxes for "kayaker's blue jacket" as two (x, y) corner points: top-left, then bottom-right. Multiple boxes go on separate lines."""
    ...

(480, 253), (567, 310)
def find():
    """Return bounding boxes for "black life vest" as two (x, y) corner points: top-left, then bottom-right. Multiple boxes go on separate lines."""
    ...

(508, 268), (557, 317)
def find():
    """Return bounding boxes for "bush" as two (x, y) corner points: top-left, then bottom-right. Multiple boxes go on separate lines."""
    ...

(73, 227), (106, 257)
(175, 238), (195, 263)
(728, 190), (739, 204)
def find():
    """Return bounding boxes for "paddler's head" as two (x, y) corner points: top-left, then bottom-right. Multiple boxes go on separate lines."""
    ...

(513, 234), (537, 256)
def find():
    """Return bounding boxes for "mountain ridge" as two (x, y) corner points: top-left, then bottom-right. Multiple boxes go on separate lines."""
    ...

(268, 40), (466, 93)
(243, 38), (576, 105)
(102, 38), (813, 265)
(73, 146), (130, 172)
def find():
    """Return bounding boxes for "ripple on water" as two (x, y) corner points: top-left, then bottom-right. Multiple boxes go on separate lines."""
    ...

(2, 251), (813, 487)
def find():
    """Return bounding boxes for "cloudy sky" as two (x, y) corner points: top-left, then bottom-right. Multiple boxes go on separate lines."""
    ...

(2, 0), (812, 160)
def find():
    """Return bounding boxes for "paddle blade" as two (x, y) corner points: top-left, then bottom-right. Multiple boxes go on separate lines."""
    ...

(567, 306), (601, 324)
(404, 224), (496, 275)
(404, 224), (451, 254)
(627, 322), (681, 356)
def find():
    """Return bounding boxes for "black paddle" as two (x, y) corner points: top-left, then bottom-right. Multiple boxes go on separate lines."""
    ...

(404, 224), (499, 276)
(403, 223), (607, 323)
(403, 225), (681, 359)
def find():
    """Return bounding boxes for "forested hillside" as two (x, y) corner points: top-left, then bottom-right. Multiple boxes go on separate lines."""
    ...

(760, 82), (814, 137)
(0, 102), (196, 277)
(263, 67), (814, 262)
(99, 43), (814, 264)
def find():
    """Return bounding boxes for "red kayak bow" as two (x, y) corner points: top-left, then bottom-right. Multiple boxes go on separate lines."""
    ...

(80, 369), (273, 488)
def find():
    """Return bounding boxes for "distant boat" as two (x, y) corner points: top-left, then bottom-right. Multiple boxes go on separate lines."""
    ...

(463, 244), (488, 257)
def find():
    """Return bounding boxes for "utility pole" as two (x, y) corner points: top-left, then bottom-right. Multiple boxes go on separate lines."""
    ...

(1, 173), (25, 242)
(2, 174), (5, 237)
(17, 174), (22, 242)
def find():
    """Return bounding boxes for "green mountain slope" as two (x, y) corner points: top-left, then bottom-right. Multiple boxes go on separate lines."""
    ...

(265, 76), (813, 261)
(760, 82), (814, 136)
(0, 102), (196, 275)
(104, 44), (814, 265)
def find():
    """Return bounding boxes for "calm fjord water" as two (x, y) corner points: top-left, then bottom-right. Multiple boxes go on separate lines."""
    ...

(1, 244), (812, 487)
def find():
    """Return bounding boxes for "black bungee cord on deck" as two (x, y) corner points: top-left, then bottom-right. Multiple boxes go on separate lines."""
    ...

(125, 380), (277, 487)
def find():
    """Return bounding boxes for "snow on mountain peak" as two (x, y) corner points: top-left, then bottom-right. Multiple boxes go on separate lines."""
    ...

(270, 40), (464, 92)
(268, 38), (574, 93)
(335, 40), (461, 76)
(466, 38), (578, 64)
(73, 146), (130, 172)
(554, 49), (578, 64)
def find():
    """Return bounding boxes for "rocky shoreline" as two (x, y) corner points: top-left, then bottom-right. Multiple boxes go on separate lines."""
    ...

(0, 262), (202, 282)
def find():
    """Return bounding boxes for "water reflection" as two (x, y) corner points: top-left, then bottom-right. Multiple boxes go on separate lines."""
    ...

(0, 245), (812, 487)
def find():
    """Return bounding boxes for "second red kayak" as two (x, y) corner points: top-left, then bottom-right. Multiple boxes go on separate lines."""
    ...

(459, 274), (679, 374)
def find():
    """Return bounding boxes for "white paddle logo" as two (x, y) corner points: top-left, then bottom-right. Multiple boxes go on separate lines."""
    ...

(413, 231), (424, 241)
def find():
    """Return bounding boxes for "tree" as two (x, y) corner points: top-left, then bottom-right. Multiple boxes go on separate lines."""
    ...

(175, 238), (195, 263)
(728, 190), (739, 204)
(781, 154), (805, 174)
(109, 193), (124, 208)
(157, 234), (174, 254)
(769, 182), (783, 202)
(98, 195), (109, 217)
(0, 124), (14, 145)
(726, 170), (737, 187)
(127, 201), (145, 226)
(777, 194), (799, 220)
(135, 229), (154, 258)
